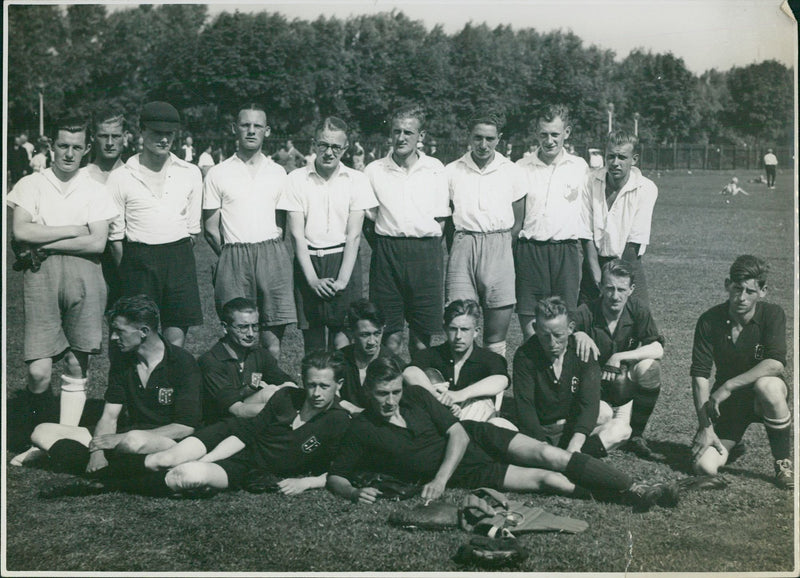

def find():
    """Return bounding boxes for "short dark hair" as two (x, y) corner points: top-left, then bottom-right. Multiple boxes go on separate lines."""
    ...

(301, 350), (346, 384)
(364, 356), (404, 391)
(92, 106), (126, 132)
(729, 255), (769, 288)
(534, 296), (569, 323)
(391, 104), (426, 130)
(237, 103), (267, 124)
(443, 299), (481, 326)
(536, 104), (570, 128)
(314, 116), (349, 140)
(468, 109), (505, 132)
(606, 130), (638, 154)
(347, 299), (385, 331)
(601, 259), (635, 286)
(49, 116), (89, 143)
(221, 297), (258, 325)
(107, 294), (160, 331)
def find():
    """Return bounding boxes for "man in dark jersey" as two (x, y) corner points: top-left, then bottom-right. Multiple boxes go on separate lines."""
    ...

(513, 296), (602, 453)
(142, 350), (351, 495)
(572, 260), (665, 459)
(338, 299), (406, 413)
(327, 356), (679, 510)
(691, 255), (792, 488)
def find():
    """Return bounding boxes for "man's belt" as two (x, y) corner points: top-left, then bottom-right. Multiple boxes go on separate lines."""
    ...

(308, 243), (345, 257)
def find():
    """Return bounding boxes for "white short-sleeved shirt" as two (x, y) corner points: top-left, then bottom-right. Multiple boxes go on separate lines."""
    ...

(277, 162), (377, 248)
(7, 168), (118, 235)
(203, 153), (286, 244)
(516, 148), (591, 241)
(364, 152), (450, 237)
(198, 151), (215, 169)
(763, 153), (778, 166)
(81, 159), (124, 185)
(447, 152), (527, 232)
(107, 153), (203, 244)
(587, 166), (658, 258)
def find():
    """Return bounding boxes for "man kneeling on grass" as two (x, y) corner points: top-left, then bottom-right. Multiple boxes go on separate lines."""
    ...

(32, 294), (202, 479)
(138, 350), (350, 496)
(327, 356), (679, 510)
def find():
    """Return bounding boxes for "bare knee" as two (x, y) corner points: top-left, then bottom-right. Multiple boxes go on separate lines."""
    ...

(596, 402), (613, 426)
(693, 446), (727, 476)
(630, 359), (661, 390)
(116, 431), (149, 454)
(753, 376), (787, 402)
(62, 351), (87, 378)
(605, 420), (632, 446)
(27, 360), (53, 392)
(165, 462), (208, 492)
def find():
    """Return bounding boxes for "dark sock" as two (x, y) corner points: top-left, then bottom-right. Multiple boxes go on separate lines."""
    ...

(27, 389), (58, 426)
(564, 452), (632, 497)
(581, 434), (608, 458)
(630, 387), (660, 438)
(48, 439), (91, 475)
(108, 470), (170, 497)
(764, 415), (792, 461)
(107, 453), (149, 477)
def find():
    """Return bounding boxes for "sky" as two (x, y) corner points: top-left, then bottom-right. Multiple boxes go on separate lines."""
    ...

(110, 0), (799, 74)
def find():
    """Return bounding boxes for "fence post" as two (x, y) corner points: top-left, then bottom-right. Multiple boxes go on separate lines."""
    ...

(704, 144), (709, 170)
(687, 144), (691, 170)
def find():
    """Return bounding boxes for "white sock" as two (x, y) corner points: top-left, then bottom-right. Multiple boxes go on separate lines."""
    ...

(60, 375), (87, 427)
(486, 341), (507, 357)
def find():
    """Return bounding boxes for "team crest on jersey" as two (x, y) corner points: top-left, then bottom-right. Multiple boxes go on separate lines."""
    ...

(570, 377), (580, 393)
(754, 344), (764, 361)
(158, 387), (174, 405)
(627, 337), (637, 349)
(302, 436), (321, 454)
(250, 373), (263, 388)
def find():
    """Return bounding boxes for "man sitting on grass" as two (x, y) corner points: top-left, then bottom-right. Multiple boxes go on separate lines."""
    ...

(403, 299), (514, 428)
(691, 255), (793, 489)
(138, 350), (350, 496)
(199, 297), (296, 424)
(31, 295), (202, 478)
(327, 356), (679, 510)
(572, 260), (665, 459)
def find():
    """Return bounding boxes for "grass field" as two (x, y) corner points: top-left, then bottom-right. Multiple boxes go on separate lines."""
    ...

(3, 168), (797, 574)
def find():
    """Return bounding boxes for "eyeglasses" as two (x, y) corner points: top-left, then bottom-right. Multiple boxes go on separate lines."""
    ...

(314, 141), (346, 155)
(228, 323), (260, 333)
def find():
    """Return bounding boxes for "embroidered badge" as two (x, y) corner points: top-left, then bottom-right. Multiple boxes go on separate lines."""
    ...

(628, 337), (637, 349)
(570, 377), (580, 393)
(754, 344), (764, 361)
(302, 436), (321, 454)
(158, 387), (174, 405)
(250, 372), (263, 388)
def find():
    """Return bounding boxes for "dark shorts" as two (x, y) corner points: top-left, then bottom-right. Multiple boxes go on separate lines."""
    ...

(515, 239), (581, 315)
(214, 239), (297, 327)
(100, 245), (122, 313)
(295, 250), (362, 329)
(714, 386), (758, 444)
(119, 238), (203, 328)
(450, 421), (516, 489)
(216, 452), (251, 490)
(369, 235), (444, 338)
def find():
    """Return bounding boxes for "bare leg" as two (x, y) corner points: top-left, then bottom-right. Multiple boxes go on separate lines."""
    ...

(144, 437), (208, 471)
(505, 432), (573, 471)
(384, 331), (404, 355)
(115, 430), (179, 454)
(330, 328), (350, 350)
(31, 423), (92, 451)
(502, 464), (576, 494)
(517, 314), (535, 342)
(409, 329), (431, 352)
(27, 358), (53, 394)
(260, 324), (286, 360)
(694, 439), (736, 475)
(163, 326), (188, 347)
(165, 461), (230, 492)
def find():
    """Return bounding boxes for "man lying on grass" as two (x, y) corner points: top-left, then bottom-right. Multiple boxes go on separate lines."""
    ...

(327, 356), (680, 511)
(691, 255), (793, 489)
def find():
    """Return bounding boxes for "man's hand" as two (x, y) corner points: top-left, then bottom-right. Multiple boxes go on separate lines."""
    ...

(331, 279), (348, 293)
(88, 433), (125, 452)
(352, 486), (382, 504)
(308, 277), (337, 299)
(86, 451), (109, 473)
(573, 332), (600, 363)
(277, 477), (311, 496)
(421, 477), (447, 501)
(601, 355), (623, 382)
(705, 385), (732, 422)
(692, 426), (725, 462)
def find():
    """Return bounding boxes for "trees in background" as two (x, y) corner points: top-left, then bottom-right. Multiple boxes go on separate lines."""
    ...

(7, 5), (794, 151)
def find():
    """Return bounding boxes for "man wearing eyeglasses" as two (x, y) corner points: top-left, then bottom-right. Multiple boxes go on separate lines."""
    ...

(199, 298), (297, 424)
(203, 104), (297, 359)
(278, 117), (378, 353)
(363, 105), (450, 354)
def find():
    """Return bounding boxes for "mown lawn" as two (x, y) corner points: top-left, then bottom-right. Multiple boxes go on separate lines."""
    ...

(3, 168), (797, 574)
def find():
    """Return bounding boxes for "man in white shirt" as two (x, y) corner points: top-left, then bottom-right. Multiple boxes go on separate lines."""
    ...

(198, 144), (216, 178)
(278, 117), (377, 353)
(107, 101), (204, 347)
(763, 148), (778, 189)
(584, 131), (658, 307)
(515, 104), (592, 340)
(203, 103), (297, 359)
(8, 116), (118, 465)
(364, 105), (451, 353)
(445, 112), (527, 357)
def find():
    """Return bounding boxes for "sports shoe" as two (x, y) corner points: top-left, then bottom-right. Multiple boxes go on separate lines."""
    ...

(627, 480), (680, 512)
(624, 436), (656, 460)
(726, 440), (746, 464)
(774, 459), (794, 489)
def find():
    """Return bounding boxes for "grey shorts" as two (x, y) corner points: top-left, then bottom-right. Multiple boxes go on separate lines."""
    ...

(514, 239), (581, 315)
(214, 238), (297, 327)
(446, 230), (516, 309)
(23, 254), (106, 361)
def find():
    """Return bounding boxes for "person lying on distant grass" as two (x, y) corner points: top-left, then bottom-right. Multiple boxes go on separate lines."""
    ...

(326, 356), (680, 511)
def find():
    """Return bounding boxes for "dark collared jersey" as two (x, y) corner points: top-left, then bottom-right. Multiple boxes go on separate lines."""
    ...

(410, 342), (508, 391)
(690, 301), (786, 388)
(339, 344), (407, 409)
(572, 297), (664, 365)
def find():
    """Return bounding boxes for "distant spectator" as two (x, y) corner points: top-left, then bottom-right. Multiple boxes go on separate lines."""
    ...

(8, 136), (31, 185)
(719, 177), (749, 198)
(29, 138), (50, 173)
(19, 132), (34, 160)
(763, 148), (777, 189)
(273, 139), (306, 173)
(180, 135), (196, 163)
(351, 140), (366, 171)
(198, 144), (216, 178)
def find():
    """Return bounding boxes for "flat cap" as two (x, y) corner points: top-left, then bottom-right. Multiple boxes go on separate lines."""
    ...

(140, 101), (181, 131)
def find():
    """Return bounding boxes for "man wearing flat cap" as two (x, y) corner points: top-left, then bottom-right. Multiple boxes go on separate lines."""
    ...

(107, 101), (203, 347)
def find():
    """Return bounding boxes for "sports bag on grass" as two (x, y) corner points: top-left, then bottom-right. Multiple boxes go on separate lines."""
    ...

(453, 534), (528, 568)
(387, 501), (459, 530)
